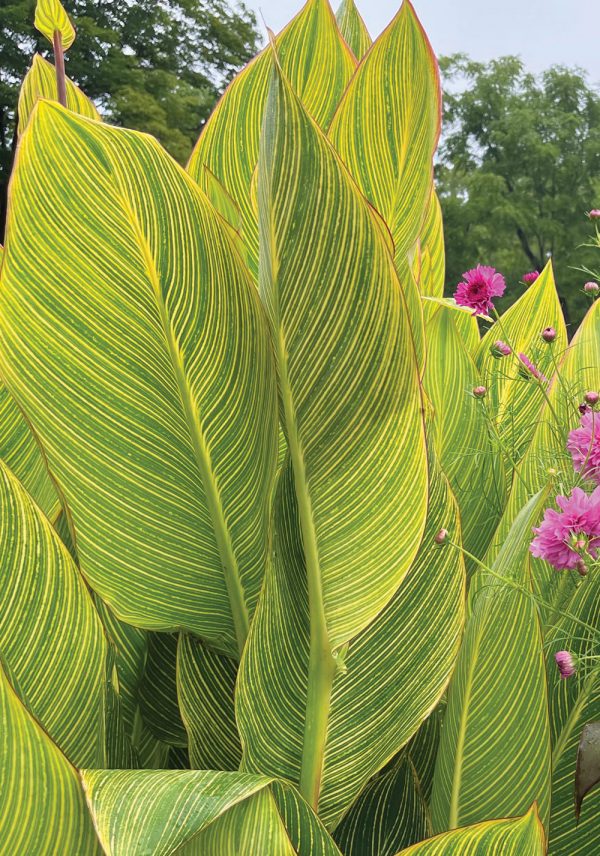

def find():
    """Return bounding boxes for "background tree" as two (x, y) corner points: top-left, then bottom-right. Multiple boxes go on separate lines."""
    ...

(437, 54), (600, 328)
(0, 0), (259, 231)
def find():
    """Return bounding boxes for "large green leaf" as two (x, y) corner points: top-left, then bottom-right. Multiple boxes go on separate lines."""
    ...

(431, 490), (552, 832)
(18, 53), (99, 134)
(138, 633), (187, 748)
(328, 1), (441, 271)
(335, 0), (371, 61)
(0, 661), (101, 854)
(0, 460), (106, 767)
(424, 305), (505, 568)
(81, 770), (341, 855)
(34, 0), (75, 49)
(396, 806), (545, 855)
(187, 0), (356, 277)
(417, 188), (445, 298)
(475, 261), (566, 478)
(0, 102), (277, 658)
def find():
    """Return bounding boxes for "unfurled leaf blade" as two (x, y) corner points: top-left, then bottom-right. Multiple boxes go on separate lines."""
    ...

(0, 460), (107, 767)
(138, 633), (187, 748)
(0, 103), (277, 657)
(34, 0), (75, 49)
(187, 0), (356, 277)
(335, 0), (371, 61)
(0, 661), (101, 854)
(431, 490), (552, 832)
(396, 805), (545, 855)
(418, 188), (445, 297)
(18, 54), (99, 134)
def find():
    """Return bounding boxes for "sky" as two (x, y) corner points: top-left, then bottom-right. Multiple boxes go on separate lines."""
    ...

(250, 0), (600, 83)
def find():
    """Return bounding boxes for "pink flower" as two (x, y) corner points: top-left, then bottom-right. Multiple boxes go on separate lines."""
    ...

(522, 271), (540, 284)
(454, 265), (506, 315)
(567, 410), (600, 484)
(518, 352), (548, 383)
(530, 486), (600, 570)
(555, 650), (576, 679)
(588, 210), (600, 220)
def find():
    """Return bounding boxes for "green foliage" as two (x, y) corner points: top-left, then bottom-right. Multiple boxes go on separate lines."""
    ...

(0, 2), (599, 855)
(437, 54), (600, 327)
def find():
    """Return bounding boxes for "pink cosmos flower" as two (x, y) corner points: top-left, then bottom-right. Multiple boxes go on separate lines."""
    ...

(530, 486), (600, 570)
(567, 410), (600, 484)
(454, 265), (506, 315)
(555, 650), (576, 679)
(518, 352), (548, 383)
(522, 271), (540, 284)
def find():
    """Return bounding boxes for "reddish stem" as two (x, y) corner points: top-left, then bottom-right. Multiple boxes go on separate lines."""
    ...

(53, 30), (67, 107)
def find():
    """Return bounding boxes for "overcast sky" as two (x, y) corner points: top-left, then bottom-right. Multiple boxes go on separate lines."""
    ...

(250, 0), (600, 83)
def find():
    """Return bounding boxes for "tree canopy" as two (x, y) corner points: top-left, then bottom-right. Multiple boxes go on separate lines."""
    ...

(0, 0), (259, 228)
(437, 54), (600, 328)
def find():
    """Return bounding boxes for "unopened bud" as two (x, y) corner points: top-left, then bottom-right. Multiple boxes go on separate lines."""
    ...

(588, 209), (600, 220)
(435, 528), (448, 545)
(472, 385), (487, 399)
(584, 391), (599, 407)
(541, 326), (556, 343)
(584, 281), (599, 294)
(490, 339), (511, 358)
(576, 558), (588, 577)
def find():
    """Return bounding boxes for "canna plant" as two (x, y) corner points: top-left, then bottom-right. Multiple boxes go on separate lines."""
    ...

(0, 0), (599, 854)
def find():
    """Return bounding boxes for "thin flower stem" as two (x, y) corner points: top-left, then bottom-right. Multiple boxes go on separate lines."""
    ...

(479, 400), (530, 493)
(448, 539), (600, 641)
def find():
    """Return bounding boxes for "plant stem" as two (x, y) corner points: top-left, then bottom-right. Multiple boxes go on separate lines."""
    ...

(53, 30), (67, 107)
(480, 400), (530, 493)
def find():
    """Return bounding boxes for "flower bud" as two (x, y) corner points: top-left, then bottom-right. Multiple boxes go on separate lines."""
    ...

(584, 281), (599, 294)
(490, 339), (511, 358)
(588, 209), (600, 220)
(576, 558), (588, 577)
(522, 271), (539, 284)
(555, 650), (576, 679)
(584, 391), (599, 407)
(472, 385), (487, 399)
(434, 528), (448, 545)
(579, 403), (590, 415)
(541, 326), (556, 343)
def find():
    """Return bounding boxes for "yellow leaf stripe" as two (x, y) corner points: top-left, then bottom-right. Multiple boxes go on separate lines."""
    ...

(335, 0), (372, 61)
(187, 0), (356, 277)
(138, 633), (187, 748)
(34, 0), (75, 50)
(18, 54), (99, 135)
(396, 805), (545, 855)
(432, 491), (552, 833)
(0, 461), (106, 767)
(418, 188), (445, 297)
(0, 662), (101, 854)
(0, 102), (277, 657)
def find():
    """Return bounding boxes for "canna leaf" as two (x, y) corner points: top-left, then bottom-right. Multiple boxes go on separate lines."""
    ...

(417, 188), (445, 298)
(80, 770), (341, 855)
(18, 54), (99, 135)
(0, 102), (278, 658)
(328, 0), (441, 272)
(138, 633), (187, 748)
(202, 165), (241, 233)
(0, 460), (106, 767)
(396, 805), (545, 855)
(34, 0), (76, 50)
(0, 660), (101, 854)
(187, 0), (356, 278)
(431, 490), (552, 833)
(335, 0), (372, 61)
(575, 723), (600, 824)
(178, 633), (241, 770)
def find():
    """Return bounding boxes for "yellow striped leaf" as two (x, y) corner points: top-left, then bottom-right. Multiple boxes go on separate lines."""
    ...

(138, 633), (187, 748)
(475, 261), (566, 477)
(328, 1), (441, 271)
(238, 454), (463, 827)
(431, 490), (552, 833)
(34, 0), (75, 49)
(178, 633), (241, 770)
(417, 188), (445, 297)
(335, 0), (372, 61)
(0, 661), (101, 854)
(396, 805), (545, 855)
(0, 460), (107, 767)
(187, 0), (356, 277)
(201, 165), (241, 232)
(18, 54), (99, 135)
(0, 103), (278, 658)
(80, 770), (341, 855)
(424, 306), (505, 568)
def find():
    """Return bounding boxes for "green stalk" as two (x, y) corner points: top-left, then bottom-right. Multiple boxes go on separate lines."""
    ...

(53, 31), (67, 108)
(277, 328), (335, 810)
